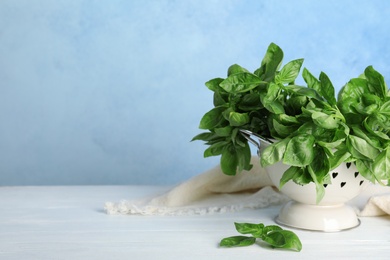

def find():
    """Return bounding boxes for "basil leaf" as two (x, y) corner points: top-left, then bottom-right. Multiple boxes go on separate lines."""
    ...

(238, 93), (263, 111)
(220, 236), (256, 247)
(372, 149), (390, 182)
(286, 95), (308, 114)
(272, 119), (297, 138)
(284, 85), (324, 101)
(351, 126), (382, 149)
(302, 68), (321, 92)
(338, 78), (369, 102)
(293, 168), (312, 185)
(203, 141), (229, 157)
(328, 147), (351, 170)
(260, 138), (290, 166)
(347, 135), (379, 160)
(220, 145), (238, 175)
(311, 111), (339, 129)
(261, 83), (285, 114)
(319, 72), (336, 106)
(227, 64), (250, 76)
(364, 65), (387, 99)
(213, 90), (227, 107)
(275, 59), (304, 84)
(279, 166), (303, 189)
(283, 134), (315, 166)
(264, 225), (283, 232)
(276, 114), (300, 125)
(255, 42), (284, 81)
(220, 72), (263, 94)
(191, 132), (215, 142)
(235, 222), (264, 238)
(205, 77), (224, 91)
(228, 111), (250, 126)
(263, 230), (302, 252)
(236, 142), (253, 172)
(356, 160), (376, 183)
(214, 125), (233, 137)
(199, 107), (226, 129)
(308, 146), (330, 203)
(380, 100), (390, 115)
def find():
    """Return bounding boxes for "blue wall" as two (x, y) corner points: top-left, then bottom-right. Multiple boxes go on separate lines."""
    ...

(1, 0), (389, 185)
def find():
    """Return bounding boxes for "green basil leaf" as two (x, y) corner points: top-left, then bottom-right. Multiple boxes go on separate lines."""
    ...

(261, 83), (285, 114)
(364, 65), (387, 99)
(356, 160), (376, 183)
(328, 146), (351, 170)
(191, 132), (214, 142)
(362, 93), (381, 106)
(372, 149), (390, 182)
(279, 166), (302, 189)
(263, 230), (302, 252)
(276, 114), (300, 125)
(220, 72), (263, 94)
(203, 141), (229, 158)
(319, 72), (336, 106)
(227, 64), (250, 76)
(293, 168), (313, 185)
(264, 225), (283, 231)
(214, 125), (233, 137)
(236, 142), (253, 172)
(310, 146), (330, 180)
(272, 119), (297, 138)
(379, 100), (390, 115)
(308, 146), (330, 203)
(283, 134), (315, 166)
(284, 85), (324, 101)
(275, 59), (304, 84)
(364, 116), (390, 140)
(308, 167), (326, 204)
(199, 107), (226, 129)
(228, 111), (250, 126)
(337, 78), (369, 103)
(351, 126), (382, 149)
(213, 90), (228, 107)
(353, 102), (378, 115)
(220, 236), (256, 247)
(311, 111), (339, 129)
(347, 135), (379, 160)
(255, 42), (284, 81)
(205, 78), (224, 91)
(297, 122), (330, 140)
(235, 222), (264, 238)
(238, 93), (263, 111)
(302, 68), (321, 92)
(286, 95), (308, 114)
(260, 138), (290, 166)
(220, 145), (238, 175)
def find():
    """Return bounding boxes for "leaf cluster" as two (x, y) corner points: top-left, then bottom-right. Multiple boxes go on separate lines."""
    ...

(220, 222), (302, 252)
(193, 42), (390, 202)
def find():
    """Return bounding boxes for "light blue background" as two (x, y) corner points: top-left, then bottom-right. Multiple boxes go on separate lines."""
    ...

(1, 0), (389, 185)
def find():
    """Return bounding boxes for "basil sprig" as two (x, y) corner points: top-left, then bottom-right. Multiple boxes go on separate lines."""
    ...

(193, 42), (390, 203)
(220, 222), (302, 252)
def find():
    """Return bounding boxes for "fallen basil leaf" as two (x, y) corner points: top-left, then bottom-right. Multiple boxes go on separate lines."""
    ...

(220, 236), (256, 247)
(234, 222), (264, 238)
(264, 230), (302, 252)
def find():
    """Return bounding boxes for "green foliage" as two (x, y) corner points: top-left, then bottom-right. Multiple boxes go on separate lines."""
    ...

(220, 222), (302, 252)
(193, 42), (390, 203)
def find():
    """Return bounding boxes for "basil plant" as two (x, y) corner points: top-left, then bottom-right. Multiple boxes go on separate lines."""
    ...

(192, 43), (390, 202)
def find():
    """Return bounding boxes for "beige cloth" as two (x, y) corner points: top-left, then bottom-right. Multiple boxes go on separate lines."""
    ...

(105, 156), (390, 217)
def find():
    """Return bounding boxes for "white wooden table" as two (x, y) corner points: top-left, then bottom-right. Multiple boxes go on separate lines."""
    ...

(0, 186), (389, 259)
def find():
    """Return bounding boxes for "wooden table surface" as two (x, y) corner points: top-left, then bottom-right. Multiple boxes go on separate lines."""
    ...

(0, 185), (389, 259)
